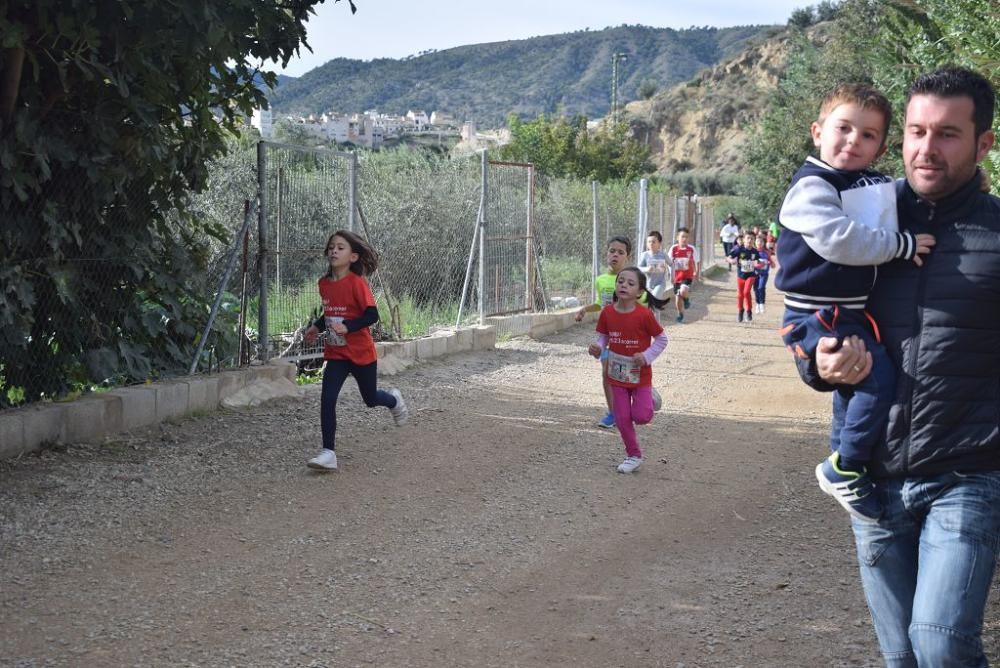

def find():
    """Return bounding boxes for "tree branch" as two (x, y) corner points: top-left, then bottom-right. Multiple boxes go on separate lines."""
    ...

(0, 47), (26, 125)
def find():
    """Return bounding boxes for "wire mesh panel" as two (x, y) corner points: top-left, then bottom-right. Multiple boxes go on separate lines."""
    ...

(481, 161), (537, 317)
(358, 151), (482, 338)
(532, 176), (595, 309)
(257, 141), (354, 360)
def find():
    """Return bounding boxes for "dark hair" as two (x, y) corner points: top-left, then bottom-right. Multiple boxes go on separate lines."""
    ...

(324, 230), (379, 277)
(616, 267), (671, 311)
(906, 65), (996, 136)
(607, 235), (632, 256)
(646, 230), (662, 242)
(819, 82), (893, 144)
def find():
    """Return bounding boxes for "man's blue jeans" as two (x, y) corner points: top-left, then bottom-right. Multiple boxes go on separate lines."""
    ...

(851, 472), (1000, 667)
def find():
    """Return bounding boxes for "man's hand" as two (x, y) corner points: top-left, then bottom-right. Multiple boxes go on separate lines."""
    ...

(816, 335), (872, 385)
(912, 233), (936, 267)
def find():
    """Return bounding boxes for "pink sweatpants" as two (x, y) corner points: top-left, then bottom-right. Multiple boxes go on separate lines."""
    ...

(612, 384), (654, 459)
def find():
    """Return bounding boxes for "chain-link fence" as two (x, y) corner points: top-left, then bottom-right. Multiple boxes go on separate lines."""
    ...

(3, 137), (721, 408)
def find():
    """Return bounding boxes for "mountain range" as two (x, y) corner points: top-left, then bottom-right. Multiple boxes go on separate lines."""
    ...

(268, 24), (783, 128)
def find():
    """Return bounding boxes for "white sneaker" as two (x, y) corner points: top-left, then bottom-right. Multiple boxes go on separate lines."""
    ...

(617, 456), (643, 473)
(307, 449), (338, 471)
(651, 388), (662, 412)
(388, 388), (409, 426)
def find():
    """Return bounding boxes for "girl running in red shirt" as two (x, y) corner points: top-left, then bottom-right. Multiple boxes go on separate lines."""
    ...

(303, 230), (408, 471)
(588, 267), (669, 473)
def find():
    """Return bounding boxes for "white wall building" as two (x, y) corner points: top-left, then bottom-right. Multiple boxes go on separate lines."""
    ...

(406, 110), (430, 131)
(251, 108), (273, 138)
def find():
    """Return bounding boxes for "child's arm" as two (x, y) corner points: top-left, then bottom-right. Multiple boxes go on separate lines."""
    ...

(341, 306), (379, 333)
(780, 176), (932, 266)
(635, 332), (668, 366)
(588, 333), (609, 358)
(575, 302), (601, 321)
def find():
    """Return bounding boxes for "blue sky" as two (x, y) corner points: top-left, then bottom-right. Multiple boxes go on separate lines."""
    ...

(276, 0), (812, 76)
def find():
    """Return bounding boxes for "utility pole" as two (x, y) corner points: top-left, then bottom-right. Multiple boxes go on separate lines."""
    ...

(611, 52), (627, 124)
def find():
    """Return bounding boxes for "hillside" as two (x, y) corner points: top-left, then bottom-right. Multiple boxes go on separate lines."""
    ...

(268, 24), (781, 126)
(626, 24), (832, 175)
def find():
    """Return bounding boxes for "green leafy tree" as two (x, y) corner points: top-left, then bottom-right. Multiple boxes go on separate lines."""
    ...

(0, 0), (349, 405)
(638, 79), (658, 100)
(499, 114), (653, 183)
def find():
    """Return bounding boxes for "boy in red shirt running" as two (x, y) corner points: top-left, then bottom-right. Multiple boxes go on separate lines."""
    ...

(667, 227), (700, 323)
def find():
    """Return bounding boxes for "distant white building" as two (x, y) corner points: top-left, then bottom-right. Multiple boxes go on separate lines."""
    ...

(251, 108), (273, 138)
(406, 110), (430, 131)
(460, 121), (477, 141)
(288, 112), (383, 149)
(365, 110), (406, 137)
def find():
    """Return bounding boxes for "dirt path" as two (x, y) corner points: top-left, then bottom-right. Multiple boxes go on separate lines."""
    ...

(2, 269), (997, 668)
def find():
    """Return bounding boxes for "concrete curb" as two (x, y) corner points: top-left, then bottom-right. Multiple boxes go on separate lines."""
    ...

(0, 324), (503, 460)
(1, 314), (591, 460)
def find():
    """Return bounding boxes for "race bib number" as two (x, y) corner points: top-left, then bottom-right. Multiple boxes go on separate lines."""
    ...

(607, 350), (641, 385)
(646, 259), (667, 276)
(739, 259), (755, 273)
(673, 257), (690, 272)
(600, 290), (614, 307)
(323, 316), (347, 346)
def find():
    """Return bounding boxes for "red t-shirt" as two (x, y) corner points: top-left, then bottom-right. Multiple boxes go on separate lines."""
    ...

(668, 244), (698, 282)
(596, 304), (664, 388)
(318, 272), (377, 365)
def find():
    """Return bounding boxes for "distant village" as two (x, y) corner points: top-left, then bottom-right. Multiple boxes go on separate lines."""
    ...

(250, 108), (502, 150)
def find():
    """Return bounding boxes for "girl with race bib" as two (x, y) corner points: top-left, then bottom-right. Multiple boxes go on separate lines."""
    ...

(587, 267), (669, 473)
(302, 230), (409, 471)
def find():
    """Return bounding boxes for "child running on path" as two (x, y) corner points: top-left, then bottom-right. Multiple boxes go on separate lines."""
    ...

(576, 236), (635, 429)
(753, 234), (774, 315)
(775, 83), (934, 521)
(588, 267), (670, 473)
(728, 231), (759, 322)
(667, 227), (699, 323)
(637, 230), (670, 318)
(303, 230), (409, 471)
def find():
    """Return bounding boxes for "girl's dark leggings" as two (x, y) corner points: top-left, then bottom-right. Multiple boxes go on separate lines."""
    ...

(320, 359), (394, 450)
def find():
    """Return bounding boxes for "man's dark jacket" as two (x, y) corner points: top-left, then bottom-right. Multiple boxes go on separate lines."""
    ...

(800, 173), (1000, 478)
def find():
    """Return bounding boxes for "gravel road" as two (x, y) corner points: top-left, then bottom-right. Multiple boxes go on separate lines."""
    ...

(2, 269), (997, 668)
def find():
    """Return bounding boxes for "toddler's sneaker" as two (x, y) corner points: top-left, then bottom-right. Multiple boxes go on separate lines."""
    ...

(617, 456), (643, 473)
(683, 297), (691, 309)
(675, 313), (684, 323)
(746, 310), (753, 322)
(597, 411), (616, 429)
(651, 388), (662, 412)
(307, 449), (338, 471)
(388, 388), (409, 426)
(815, 452), (882, 523)
(738, 310), (744, 323)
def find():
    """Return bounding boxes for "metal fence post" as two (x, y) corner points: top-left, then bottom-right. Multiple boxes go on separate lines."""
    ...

(591, 181), (598, 304)
(257, 141), (270, 362)
(636, 178), (648, 256)
(348, 151), (358, 233)
(525, 164), (535, 311)
(478, 151), (487, 325)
